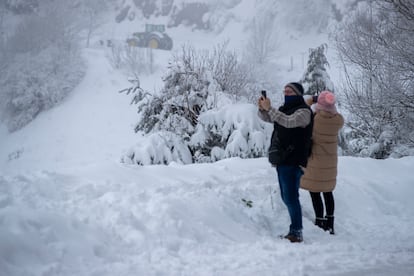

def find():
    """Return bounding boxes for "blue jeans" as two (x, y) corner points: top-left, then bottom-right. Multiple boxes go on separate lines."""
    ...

(276, 165), (303, 235)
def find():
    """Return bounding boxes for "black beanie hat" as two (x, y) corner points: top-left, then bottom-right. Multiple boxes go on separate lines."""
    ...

(285, 82), (304, 96)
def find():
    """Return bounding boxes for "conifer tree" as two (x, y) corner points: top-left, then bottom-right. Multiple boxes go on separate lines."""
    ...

(301, 43), (333, 95)
(121, 44), (270, 165)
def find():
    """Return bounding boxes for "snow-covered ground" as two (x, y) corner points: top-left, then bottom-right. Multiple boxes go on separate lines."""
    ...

(1, 143), (414, 275)
(1, 2), (414, 275)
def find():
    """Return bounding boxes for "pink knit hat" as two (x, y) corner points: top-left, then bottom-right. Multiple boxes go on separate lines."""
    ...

(315, 91), (337, 114)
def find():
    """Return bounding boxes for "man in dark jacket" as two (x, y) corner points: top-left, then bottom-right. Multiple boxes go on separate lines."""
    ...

(258, 82), (313, 243)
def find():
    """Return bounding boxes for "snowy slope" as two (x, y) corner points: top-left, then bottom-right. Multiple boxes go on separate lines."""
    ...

(0, 0), (333, 172)
(1, 1), (414, 275)
(0, 48), (138, 172)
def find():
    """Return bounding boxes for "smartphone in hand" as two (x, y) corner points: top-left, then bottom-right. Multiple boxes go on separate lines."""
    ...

(261, 90), (267, 99)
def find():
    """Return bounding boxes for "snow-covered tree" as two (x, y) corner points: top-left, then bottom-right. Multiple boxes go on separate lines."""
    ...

(244, 13), (279, 65)
(131, 43), (251, 136)
(0, 49), (85, 132)
(209, 41), (251, 100)
(79, 0), (108, 48)
(121, 43), (271, 165)
(0, 0), (85, 132)
(137, 44), (210, 137)
(334, 1), (414, 158)
(301, 44), (334, 96)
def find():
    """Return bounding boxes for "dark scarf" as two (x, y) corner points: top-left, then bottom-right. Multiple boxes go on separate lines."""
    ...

(282, 95), (305, 110)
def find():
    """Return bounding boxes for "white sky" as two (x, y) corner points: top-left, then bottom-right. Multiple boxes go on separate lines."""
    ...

(0, 1), (413, 275)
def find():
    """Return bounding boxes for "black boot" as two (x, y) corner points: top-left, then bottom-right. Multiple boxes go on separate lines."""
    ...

(325, 215), (335, 235)
(315, 217), (327, 230)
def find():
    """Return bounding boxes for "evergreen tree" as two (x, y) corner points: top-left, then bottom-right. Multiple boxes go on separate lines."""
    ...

(301, 43), (333, 96)
(120, 44), (271, 165)
(135, 45), (209, 138)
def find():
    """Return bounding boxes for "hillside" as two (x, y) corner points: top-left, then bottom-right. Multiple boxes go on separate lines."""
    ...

(0, 0), (336, 170)
(1, 1), (414, 276)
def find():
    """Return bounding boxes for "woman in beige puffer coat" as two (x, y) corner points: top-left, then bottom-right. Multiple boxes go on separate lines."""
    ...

(300, 91), (344, 234)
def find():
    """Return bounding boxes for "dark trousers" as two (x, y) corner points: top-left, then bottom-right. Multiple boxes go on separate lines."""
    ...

(309, 191), (334, 218)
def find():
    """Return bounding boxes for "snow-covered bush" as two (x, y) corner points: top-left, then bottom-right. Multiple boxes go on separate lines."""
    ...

(208, 42), (252, 100)
(121, 132), (192, 165)
(106, 40), (156, 78)
(190, 103), (271, 163)
(121, 43), (270, 165)
(122, 98), (272, 165)
(133, 44), (210, 138)
(0, 48), (84, 132)
(0, 2), (85, 132)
